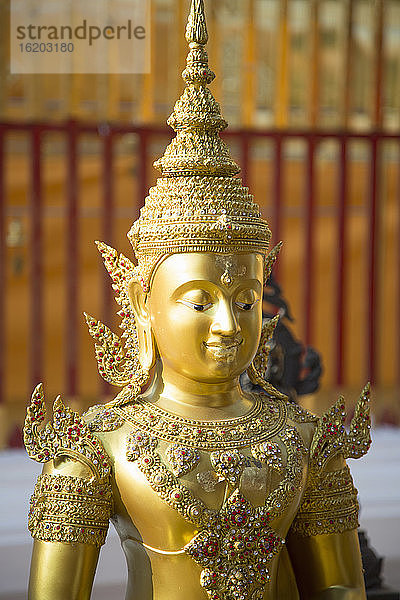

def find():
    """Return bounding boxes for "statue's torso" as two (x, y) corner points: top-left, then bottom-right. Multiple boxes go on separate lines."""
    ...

(89, 394), (316, 600)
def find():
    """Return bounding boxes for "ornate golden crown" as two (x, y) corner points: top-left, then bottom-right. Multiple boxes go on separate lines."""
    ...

(128, 0), (272, 290)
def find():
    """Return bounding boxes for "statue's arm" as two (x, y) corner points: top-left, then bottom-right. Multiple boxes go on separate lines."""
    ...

(24, 386), (113, 600)
(29, 539), (100, 600)
(27, 459), (109, 600)
(286, 386), (371, 599)
(287, 528), (366, 600)
(286, 454), (366, 600)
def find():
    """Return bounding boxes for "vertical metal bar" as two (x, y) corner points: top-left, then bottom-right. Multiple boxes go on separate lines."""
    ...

(271, 135), (283, 281)
(343, 0), (353, 128)
(30, 127), (43, 389)
(140, 0), (155, 122)
(0, 126), (5, 404)
(137, 129), (148, 220)
(240, 132), (250, 188)
(101, 129), (114, 398)
(66, 120), (78, 398)
(272, 136), (283, 245)
(304, 137), (316, 345)
(374, 0), (384, 128)
(275, 0), (289, 127)
(367, 136), (379, 384)
(102, 132), (113, 319)
(398, 140), (400, 386)
(242, 0), (256, 127)
(336, 137), (347, 385)
(310, 0), (319, 127)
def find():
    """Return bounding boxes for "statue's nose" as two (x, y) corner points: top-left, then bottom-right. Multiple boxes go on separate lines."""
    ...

(210, 299), (240, 337)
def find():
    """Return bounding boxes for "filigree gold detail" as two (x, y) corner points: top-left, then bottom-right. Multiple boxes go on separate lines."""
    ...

(28, 473), (112, 547)
(84, 241), (149, 399)
(185, 490), (285, 599)
(119, 393), (286, 451)
(287, 403), (319, 424)
(216, 255), (247, 288)
(210, 450), (245, 485)
(84, 314), (133, 387)
(247, 316), (287, 401)
(24, 384), (111, 480)
(310, 384), (371, 474)
(264, 242), (283, 281)
(185, 0), (208, 46)
(251, 442), (284, 473)
(124, 413), (305, 599)
(166, 444), (201, 477)
(345, 383), (372, 459)
(126, 428), (158, 462)
(132, 442), (214, 528)
(289, 466), (359, 537)
(84, 405), (125, 433)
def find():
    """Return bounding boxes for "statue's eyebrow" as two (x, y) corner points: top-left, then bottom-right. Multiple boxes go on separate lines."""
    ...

(170, 280), (213, 299)
(171, 277), (262, 300)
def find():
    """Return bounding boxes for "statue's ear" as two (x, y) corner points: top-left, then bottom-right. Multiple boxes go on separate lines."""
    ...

(128, 279), (156, 372)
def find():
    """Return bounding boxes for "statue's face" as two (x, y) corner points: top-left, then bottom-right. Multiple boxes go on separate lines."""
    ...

(148, 252), (263, 383)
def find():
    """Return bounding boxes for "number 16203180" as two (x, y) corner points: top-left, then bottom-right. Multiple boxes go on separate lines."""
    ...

(19, 42), (74, 53)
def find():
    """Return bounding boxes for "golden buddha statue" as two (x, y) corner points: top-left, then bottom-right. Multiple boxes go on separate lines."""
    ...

(24, 1), (371, 599)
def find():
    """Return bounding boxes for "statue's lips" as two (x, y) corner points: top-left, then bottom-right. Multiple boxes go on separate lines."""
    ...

(204, 340), (242, 349)
(203, 340), (243, 360)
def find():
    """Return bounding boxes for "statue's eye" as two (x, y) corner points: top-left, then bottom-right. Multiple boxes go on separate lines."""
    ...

(236, 301), (255, 311)
(235, 289), (259, 311)
(177, 293), (212, 312)
(193, 303), (207, 312)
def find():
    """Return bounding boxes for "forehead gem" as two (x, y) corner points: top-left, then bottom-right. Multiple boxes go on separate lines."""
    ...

(221, 270), (233, 287)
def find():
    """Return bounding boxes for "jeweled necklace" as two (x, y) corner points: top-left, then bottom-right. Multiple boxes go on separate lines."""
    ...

(116, 392), (287, 451)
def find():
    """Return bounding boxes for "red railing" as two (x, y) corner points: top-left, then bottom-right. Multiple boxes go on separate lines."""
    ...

(0, 119), (399, 406)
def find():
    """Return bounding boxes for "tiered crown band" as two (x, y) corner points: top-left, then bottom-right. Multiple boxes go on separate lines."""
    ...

(128, 0), (271, 290)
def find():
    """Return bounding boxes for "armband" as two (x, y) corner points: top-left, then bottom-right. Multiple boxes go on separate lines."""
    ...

(29, 473), (112, 546)
(24, 384), (114, 546)
(289, 465), (359, 537)
(290, 384), (371, 538)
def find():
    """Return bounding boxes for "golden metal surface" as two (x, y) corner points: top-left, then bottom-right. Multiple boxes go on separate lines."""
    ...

(25, 251), (370, 600)
(24, 1), (370, 599)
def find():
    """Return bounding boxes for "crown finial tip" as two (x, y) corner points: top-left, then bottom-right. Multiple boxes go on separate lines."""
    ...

(185, 0), (208, 45)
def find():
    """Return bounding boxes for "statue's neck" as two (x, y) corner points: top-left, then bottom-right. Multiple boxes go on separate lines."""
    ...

(147, 364), (253, 421)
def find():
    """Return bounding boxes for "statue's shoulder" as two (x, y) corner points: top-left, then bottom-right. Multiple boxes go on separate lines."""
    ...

(257, 386), (318, 426)
(24, 385), (115, 547)
(24, 384), (112, 481)
(82, 385), (139, 435)
(285, 400), (319, 426)
(260, 385), (372, 470)
(82, 402), (125, 434)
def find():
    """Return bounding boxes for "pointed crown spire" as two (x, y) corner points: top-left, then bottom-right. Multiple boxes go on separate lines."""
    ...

(185, 0), (208, 45)
(153, 0), (238, 177)
(128, 0), (271, 290)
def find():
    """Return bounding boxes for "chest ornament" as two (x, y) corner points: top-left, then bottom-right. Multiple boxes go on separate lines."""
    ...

(210, 450), (246, 485)
(124, 401), (306, 600)
(186, 490), (285, 600)
(251, 442), (283, 473)
(166, 444), (201, 477)
(117, 393), (286, 451)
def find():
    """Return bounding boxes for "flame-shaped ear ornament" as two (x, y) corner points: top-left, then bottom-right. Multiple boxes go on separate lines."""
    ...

(246, 315), (287, 401)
